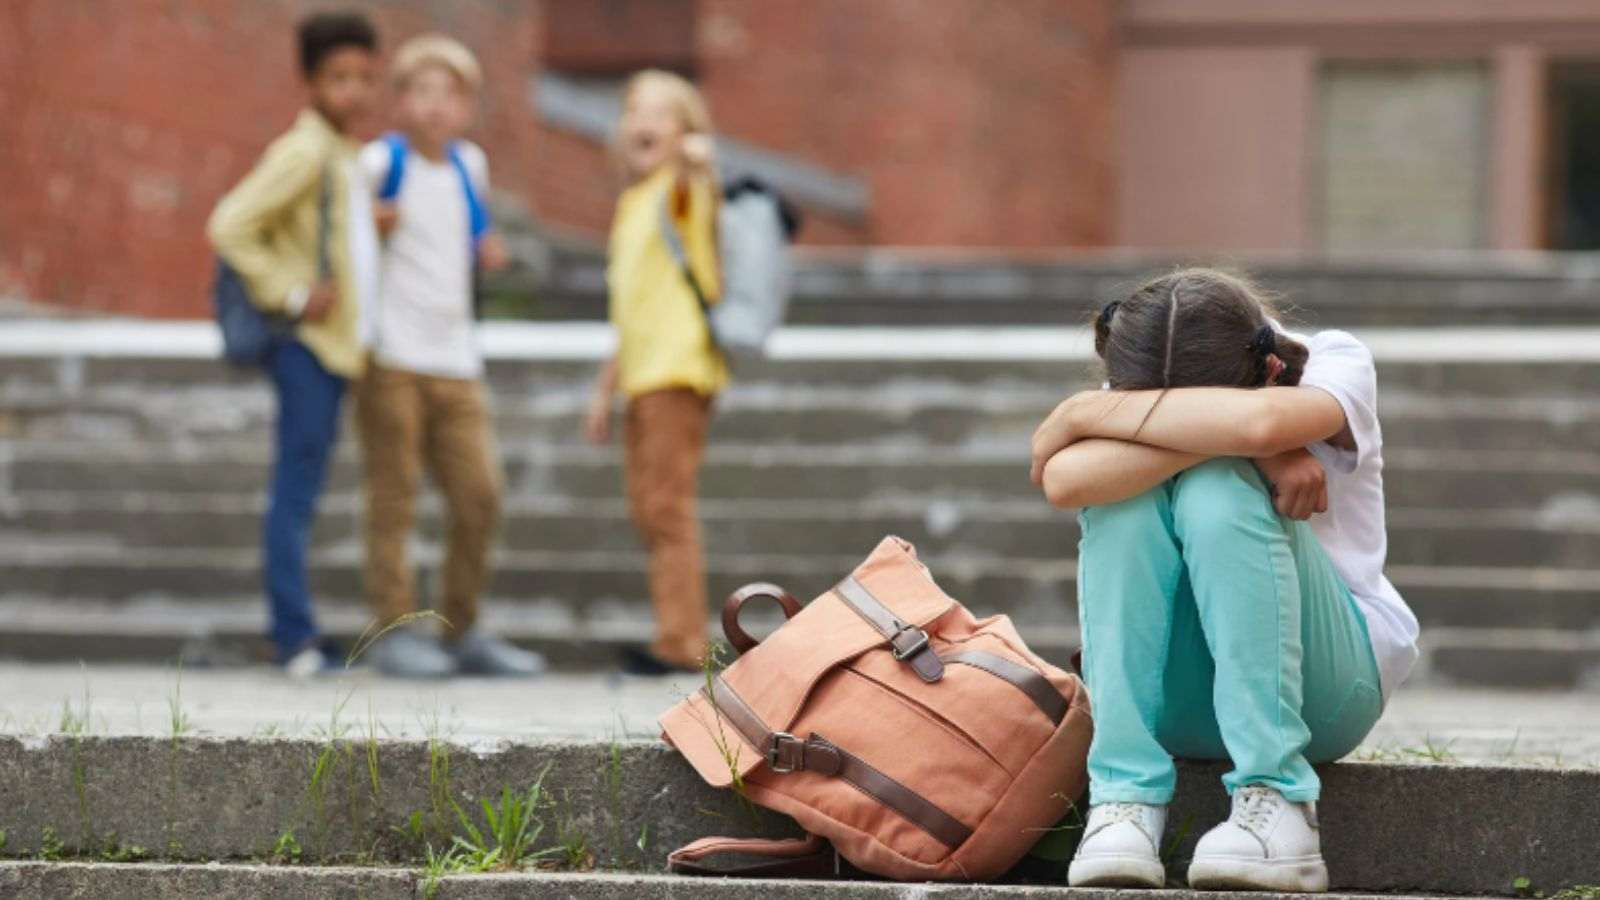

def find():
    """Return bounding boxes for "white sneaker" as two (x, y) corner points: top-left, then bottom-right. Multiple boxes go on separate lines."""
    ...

(1068, 802), (1167, 888)
(1188, 784), (1329, 892)
(282, 646), (334, 679)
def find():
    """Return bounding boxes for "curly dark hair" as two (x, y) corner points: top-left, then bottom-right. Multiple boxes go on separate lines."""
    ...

(297, 11), (378, 77)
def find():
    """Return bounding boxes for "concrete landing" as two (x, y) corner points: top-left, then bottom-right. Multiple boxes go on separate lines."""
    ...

(0, 662), (1595, 766)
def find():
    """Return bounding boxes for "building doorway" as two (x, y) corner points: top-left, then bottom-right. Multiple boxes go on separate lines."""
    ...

(1546, 63), (1600, 250)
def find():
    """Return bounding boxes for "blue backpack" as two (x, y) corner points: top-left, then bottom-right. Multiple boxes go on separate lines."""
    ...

(211, 169), (331, 368)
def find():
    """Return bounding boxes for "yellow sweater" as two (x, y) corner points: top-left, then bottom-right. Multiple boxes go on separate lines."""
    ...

(207, 109), (366, 379)
(607, 166), (728, 398)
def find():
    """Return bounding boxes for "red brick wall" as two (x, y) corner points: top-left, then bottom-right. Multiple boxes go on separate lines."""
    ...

(0, 0), (543, 318)
(697, 0), (1116, 247)
(0, 0), (1116, 317)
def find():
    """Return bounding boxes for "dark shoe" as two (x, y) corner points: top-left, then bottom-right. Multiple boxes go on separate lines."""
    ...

(450, 630), (546, 677)
(620, 646), (699, 676)
(369, 629), (457, 678)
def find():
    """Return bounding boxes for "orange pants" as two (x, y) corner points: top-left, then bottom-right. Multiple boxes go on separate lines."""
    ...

(357, 364), (502, 638)
(624, 387), (712, 668)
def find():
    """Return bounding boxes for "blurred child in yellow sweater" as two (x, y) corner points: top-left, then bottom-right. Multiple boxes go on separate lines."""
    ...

(584, 70), (726, 675)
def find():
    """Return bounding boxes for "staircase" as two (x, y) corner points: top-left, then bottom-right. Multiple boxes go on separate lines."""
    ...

(3, 288), (1599, 686)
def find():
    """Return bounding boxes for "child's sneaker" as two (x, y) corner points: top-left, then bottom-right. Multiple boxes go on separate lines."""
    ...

(1067, 802), (1167, 888)
(1188, 784), (1329, 893)
(281, 645), (338, 679)
(369, 629), (457, 679)
(450, 630), (546, 677)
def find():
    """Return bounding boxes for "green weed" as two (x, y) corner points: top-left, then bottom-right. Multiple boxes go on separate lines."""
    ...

(1401, 735), (1458, 763)
(551, 789), (594, 871)
(451, 770), (559, 871)
(0, 828), (8, 854)
(38, 826), (63, 862)
(168, 664), (192, 740)
(271, 829), (302, 864)
(1161, 812), (1195, 882)
(698, 642), (762, 826)
(99, 832), (147, 863)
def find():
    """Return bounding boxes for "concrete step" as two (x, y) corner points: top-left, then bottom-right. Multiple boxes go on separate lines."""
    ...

(2, 584), (1597, 688)
(6, 323), (1600, 398)
(0, 863), (1537, 899)
(0, 736), (1594, 894)
(9, 441), (1596, 512)
(0, 862), (1534, 899)
(510, 246), (1600, 327)
(12, 383), (1600, 457)
(7, 492), (1600, 571)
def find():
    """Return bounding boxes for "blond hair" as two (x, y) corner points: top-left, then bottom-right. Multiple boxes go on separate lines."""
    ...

(611, 69), (714, 178)
(392, 33), (482, 93)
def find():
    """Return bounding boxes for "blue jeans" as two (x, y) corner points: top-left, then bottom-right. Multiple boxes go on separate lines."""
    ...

(263, 341), (346, 661)
(1076, 458), (1383, 805)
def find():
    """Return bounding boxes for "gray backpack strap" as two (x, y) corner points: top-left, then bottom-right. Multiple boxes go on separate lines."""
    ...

(659, 194), (713, 315)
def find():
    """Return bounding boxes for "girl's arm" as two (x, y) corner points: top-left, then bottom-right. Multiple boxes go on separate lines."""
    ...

(1040, 439), (1206, 509)
(1032, 386), (1347, 480)
(584, 356), (620, 445)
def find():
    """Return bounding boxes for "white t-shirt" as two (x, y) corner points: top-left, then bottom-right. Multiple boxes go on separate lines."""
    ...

(1295, 329), (1421, 702)
(358, 140), (488, 379)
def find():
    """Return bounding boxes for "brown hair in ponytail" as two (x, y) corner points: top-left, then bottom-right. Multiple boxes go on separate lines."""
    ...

(1094, 268), (1308, 391)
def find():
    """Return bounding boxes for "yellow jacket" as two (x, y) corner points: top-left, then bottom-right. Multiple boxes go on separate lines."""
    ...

(607, 166), (728, 398)
(207, 110), (366, 379)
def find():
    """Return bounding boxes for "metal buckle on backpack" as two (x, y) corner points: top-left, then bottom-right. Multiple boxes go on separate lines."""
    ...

(766, 732), (802, 773)
(890, 624), (930, 661)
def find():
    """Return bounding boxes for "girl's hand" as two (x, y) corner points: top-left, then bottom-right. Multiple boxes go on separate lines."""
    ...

(1254, 448), (1327, 520)
(584, 390), (613, 445)
(681, 133), (715, 171)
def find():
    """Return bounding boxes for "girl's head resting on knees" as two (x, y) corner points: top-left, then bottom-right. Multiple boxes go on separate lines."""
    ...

(1095, 268), (1310, 391)
(614, 69), (714, 182)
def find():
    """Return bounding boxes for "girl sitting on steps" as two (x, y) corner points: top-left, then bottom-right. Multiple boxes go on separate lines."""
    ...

(1030, 268), (1419, 892)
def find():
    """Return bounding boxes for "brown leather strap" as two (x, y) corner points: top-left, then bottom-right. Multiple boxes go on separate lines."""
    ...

(669, 834), (841, 878)
(942, 650), (1069, 726)
(703, 676), (972, 849)
(722, 583), (803, 655)
(833, 576), (944, 683)
(704, 673), (773, 757)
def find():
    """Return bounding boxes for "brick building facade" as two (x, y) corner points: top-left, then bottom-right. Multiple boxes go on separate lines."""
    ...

(0, 0), (1114, 317)
(5, 1), (1600, 318)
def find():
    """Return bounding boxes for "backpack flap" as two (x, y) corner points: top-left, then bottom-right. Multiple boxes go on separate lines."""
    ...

(661, 536), (956, 788)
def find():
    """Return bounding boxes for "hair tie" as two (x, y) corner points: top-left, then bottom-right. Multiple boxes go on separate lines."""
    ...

(1097, 300), (1120, 330)
(1249, 325), (1277, 358)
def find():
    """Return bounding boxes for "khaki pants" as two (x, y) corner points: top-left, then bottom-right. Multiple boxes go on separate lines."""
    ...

(357, 364), (502, 638)
(624, 388), (712, 668)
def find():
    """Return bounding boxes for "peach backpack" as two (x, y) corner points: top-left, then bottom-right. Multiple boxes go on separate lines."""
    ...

(660, 536), (1093, 881)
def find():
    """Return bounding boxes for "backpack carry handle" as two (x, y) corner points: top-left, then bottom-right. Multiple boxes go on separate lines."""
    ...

(722, 583), (801, 655)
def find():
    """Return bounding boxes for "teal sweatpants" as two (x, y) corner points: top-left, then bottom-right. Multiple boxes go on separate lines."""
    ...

(1076, 457), (1383, 804)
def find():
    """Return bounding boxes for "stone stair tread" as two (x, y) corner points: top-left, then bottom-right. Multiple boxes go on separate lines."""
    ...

(2, 596), (1598, 690)
(0, 862), (1514, 899)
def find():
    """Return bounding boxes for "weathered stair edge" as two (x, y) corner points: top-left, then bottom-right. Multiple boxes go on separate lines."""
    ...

(0, 862), (1504, 900)
(0, 737), (1592, 895)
